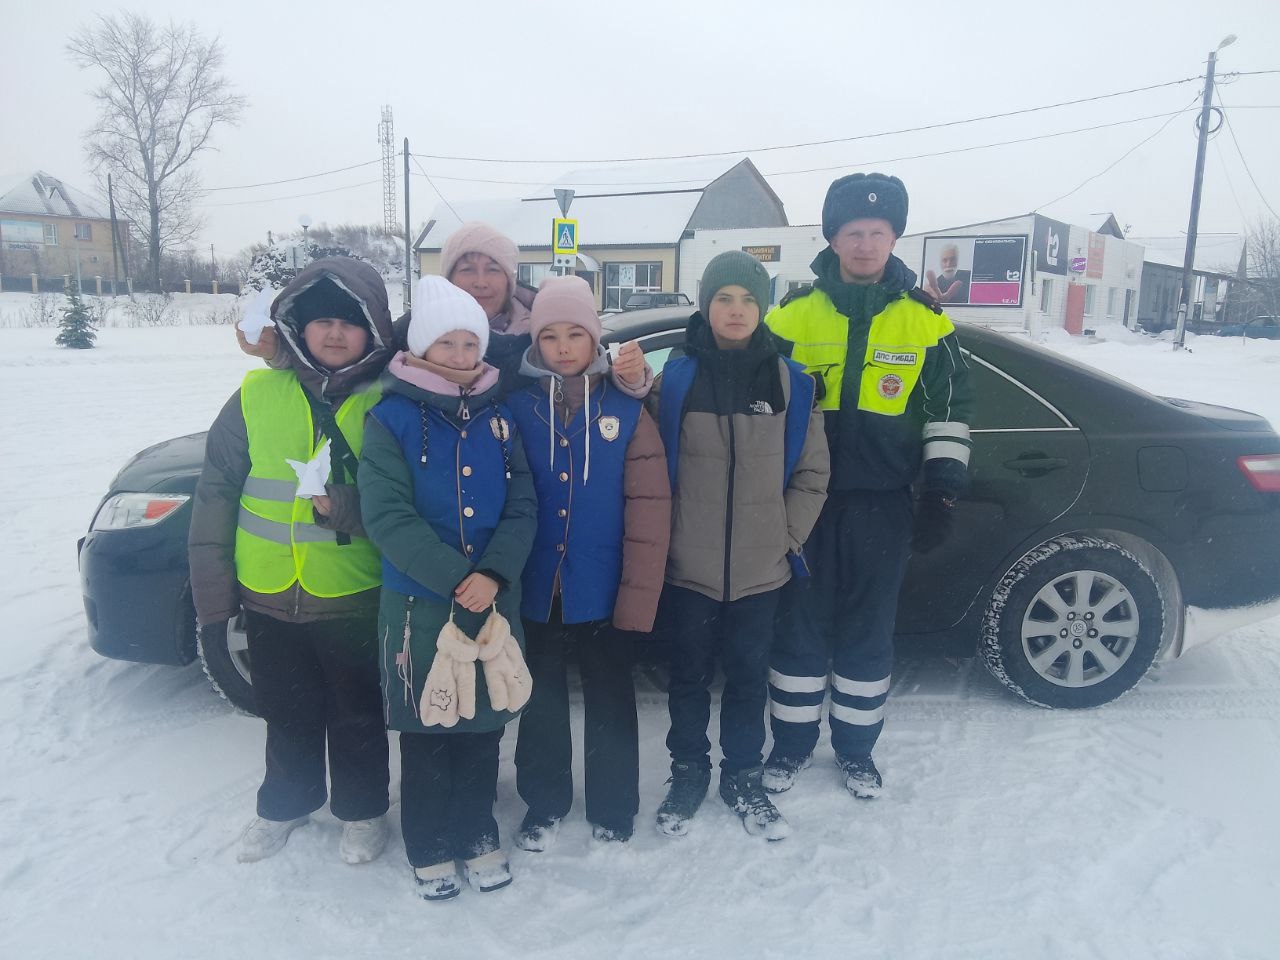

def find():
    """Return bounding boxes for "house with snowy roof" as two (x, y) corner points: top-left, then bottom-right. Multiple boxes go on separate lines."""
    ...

(0, 171), (131, 289)
(1132, 233), (1247, 332)
(413, 157), (787, 310)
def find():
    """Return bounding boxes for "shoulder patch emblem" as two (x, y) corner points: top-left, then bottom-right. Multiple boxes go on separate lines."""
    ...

(877, 373), (905, 399)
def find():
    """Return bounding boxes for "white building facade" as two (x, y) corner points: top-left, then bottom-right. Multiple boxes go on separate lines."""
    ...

(680, 214), (1145, 338)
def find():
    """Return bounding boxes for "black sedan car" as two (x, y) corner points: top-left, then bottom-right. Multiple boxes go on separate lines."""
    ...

(79, 307), (1280, 714)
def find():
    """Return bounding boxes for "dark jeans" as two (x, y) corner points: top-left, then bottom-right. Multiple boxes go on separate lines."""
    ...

(244, 609), (390, 823)
(399, 729), (503, 867)
(663, 584), (780, 772)
(515, 609), (639, 832)
(771, 488), (912, 760)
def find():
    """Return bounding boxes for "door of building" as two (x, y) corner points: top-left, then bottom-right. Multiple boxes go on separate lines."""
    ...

(1064, 282), (1085, 335)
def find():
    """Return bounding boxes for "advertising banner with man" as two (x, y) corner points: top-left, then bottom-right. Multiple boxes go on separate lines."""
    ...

(923, 235), (1027, 307)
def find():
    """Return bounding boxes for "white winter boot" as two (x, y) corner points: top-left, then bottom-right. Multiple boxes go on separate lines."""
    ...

(463, 849), (512, 892)
(237, 815), (308, 863)
(413, 861), (462, 902)
(339, 815), (389, 864)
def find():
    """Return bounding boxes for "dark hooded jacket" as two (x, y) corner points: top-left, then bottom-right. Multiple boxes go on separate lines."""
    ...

(189, 258), (396, 626)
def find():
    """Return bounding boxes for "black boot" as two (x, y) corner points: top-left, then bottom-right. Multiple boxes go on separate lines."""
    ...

(719, 766), (791, 841)
(655, 760), (711, 838)
(838, 755), (883, 799)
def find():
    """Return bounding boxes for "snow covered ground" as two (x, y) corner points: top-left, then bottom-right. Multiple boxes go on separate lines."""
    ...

(3, 302), (1280, 959)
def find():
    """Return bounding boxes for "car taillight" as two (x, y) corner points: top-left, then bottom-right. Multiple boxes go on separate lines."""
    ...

(1238, 455), (1280, 493)
(91, 493), (190, 530)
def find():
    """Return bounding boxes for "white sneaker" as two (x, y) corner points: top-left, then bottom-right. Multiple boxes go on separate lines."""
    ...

(463, 849), (512, 892)
(413, 861), (462, 901)
(339, 815), (389, 864)
(237, 815), (308, 863)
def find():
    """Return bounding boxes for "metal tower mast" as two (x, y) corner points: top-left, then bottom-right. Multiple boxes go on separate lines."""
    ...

(379, 106), (396, 235)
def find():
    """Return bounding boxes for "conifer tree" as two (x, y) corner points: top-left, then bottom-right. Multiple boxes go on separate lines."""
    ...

(56, 279), (97, 349)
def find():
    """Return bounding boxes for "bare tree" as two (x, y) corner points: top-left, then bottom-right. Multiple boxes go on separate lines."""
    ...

(1244, 217), (1280, 321)
(67, 13), (246, 289)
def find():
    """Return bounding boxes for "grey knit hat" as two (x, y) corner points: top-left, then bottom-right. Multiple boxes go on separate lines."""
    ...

(698, 250), (771, 318)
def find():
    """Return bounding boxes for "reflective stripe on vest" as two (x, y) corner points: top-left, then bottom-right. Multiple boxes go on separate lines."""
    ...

(766, 290), (953, 416)
(234, 369), (382, 597)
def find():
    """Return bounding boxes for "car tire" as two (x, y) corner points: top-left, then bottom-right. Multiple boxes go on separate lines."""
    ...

(979, 536), (1164, 708)
(197, 612), (259, 716)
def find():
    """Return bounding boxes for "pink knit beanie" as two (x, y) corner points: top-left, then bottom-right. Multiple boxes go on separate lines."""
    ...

(530, 275), (602, 348)
(441, 223), (518, 295)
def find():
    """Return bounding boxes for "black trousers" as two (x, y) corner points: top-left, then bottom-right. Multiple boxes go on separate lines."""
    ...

(244, 609), (390, 822)
(770, 488), (912, 761)
(663, 584), (781, 773)
(515, 608), (639, 832)
(399, 729), (503, 867)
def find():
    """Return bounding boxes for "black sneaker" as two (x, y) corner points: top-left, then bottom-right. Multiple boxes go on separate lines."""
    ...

(838, 755), (883, 799)
(514, 812), (562, 853)
(761, 753), (812, 794)
(655, 760), (711, 838)
(719, 766), (792, 841)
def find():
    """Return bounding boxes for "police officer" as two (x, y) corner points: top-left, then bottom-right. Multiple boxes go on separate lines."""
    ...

(763, 173), (973, 799)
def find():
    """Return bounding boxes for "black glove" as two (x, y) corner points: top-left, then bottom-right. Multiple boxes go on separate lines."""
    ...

(911, 492), (956, 554)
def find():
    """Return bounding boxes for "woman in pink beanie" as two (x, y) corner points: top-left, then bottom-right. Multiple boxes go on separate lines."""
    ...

(242, 221), (653, 400)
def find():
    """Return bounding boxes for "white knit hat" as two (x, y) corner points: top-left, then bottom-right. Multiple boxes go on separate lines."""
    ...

(408, 276), (491, 359)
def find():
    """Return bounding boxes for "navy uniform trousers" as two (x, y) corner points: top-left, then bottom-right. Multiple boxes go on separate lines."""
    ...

(769, 487), (912, 762)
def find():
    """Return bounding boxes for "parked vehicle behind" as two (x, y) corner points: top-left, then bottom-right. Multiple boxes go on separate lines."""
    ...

(79, 307), (1280, 713)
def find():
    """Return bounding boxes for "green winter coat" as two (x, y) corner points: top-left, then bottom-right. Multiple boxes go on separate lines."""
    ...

(358, 373), (538, 734)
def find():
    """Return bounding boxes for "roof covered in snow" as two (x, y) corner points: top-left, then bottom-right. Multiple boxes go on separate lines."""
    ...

(0, 172), (109, 220)
(1135, 234), (1246, 276)
(416, 157), (764, 251)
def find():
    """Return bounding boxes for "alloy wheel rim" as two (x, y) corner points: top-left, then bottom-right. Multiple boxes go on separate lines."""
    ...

(1020, 568), (1141, 688)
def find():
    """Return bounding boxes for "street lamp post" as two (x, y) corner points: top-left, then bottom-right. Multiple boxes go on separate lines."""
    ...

(1175, 34), (1236, 349)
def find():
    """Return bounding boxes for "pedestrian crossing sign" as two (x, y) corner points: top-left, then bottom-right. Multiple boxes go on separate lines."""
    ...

(553, 218), (578, 255)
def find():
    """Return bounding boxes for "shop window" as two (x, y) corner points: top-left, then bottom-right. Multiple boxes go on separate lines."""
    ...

(603, 261), (662, 310)
(1083, 285), (1096, 317)
(1106, 288), (1118, 317)
(517, 262), (554, 288)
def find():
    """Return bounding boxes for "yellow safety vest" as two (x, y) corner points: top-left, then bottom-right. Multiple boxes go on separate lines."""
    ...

(766, 289), (955, 416)
(234, 369), (382, 597)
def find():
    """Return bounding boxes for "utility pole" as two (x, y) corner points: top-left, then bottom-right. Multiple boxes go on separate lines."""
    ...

(403, 137), (413, 309)
(1175, 35), (1236, 348)
(108, 173), (121, 297)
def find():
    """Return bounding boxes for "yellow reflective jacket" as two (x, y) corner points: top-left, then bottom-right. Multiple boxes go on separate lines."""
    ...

(766, 278), (973, 495)
(234, 369), (382, 597)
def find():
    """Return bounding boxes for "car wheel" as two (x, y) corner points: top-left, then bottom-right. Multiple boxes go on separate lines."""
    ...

(979, 536), (1164, 708)
(197, 611), (259, 716)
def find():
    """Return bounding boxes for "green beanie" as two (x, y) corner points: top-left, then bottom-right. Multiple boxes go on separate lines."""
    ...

(698, 250), (771, 318)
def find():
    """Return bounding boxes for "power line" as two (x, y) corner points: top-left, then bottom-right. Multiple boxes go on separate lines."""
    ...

(408, 154), (461, 221)
(1035, 96), (1200, 211)
(199, 178), (382, 208)
(410, 108), (1203, 190)
(411, 76), (1204, 165)
(204, 159), (382, 192)
(1216, 90), (1279, 219)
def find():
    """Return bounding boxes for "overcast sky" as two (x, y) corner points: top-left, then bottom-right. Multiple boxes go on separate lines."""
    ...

(4, 0), (1277, 269)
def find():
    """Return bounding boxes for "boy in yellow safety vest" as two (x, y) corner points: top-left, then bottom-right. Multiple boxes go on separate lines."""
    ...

(189, 258), (394, 865)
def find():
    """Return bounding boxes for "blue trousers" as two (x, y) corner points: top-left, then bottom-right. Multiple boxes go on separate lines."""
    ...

(769, 488), (912, 761)
(664, 584), (781, 772)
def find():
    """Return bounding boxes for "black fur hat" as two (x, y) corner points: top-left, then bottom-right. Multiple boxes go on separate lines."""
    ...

(821, 172), (909, 239)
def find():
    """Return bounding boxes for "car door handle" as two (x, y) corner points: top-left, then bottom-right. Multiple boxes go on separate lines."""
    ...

(1003, 455), (1068, 477)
